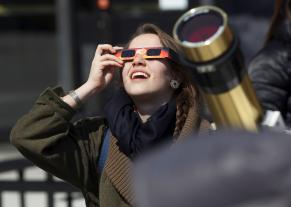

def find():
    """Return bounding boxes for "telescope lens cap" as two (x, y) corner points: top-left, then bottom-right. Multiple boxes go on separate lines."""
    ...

(177, 10), (223, 43)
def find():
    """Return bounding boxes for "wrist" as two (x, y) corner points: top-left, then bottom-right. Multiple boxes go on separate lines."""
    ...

(68, 90), (83, 109)
(83, 81), (102, 94)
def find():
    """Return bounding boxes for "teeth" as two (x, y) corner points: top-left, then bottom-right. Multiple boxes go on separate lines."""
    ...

(131, 71), (149, 79)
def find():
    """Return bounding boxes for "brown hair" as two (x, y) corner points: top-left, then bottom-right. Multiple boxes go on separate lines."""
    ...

(266, 0), (291, 42)
(126, 23), (201, 138)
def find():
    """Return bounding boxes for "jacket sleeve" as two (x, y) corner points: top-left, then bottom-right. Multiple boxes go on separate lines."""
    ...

(248, 46), (291, 117)
(10, 87), (106, 191)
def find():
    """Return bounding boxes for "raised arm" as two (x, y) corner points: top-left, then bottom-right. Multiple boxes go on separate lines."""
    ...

(10, 87), (107, 189)
(10, 44), (123, 189)
(62, 44), (124, 109)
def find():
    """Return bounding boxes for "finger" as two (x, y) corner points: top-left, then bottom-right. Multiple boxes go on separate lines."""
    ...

(108, 46), (123, 54)
(113, 46), (124, 51)
(99, 54), (124, 64)
(99, 60), (124, 70)
(95, 44), (114, 56)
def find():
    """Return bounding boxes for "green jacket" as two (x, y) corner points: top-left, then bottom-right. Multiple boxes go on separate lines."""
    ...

(10, 87), (209, 207)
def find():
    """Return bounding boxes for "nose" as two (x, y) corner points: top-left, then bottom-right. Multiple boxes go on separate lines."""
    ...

(132, 52), (146, 66)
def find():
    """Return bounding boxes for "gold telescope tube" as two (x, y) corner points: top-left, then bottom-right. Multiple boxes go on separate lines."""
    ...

(173, 5), (263, 131)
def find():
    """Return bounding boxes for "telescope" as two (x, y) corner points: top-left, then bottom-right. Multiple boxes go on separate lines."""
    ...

(173, 5), (264, 131)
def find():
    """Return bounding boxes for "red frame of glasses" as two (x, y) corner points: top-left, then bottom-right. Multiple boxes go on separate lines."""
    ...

(114, 47), (176, 61)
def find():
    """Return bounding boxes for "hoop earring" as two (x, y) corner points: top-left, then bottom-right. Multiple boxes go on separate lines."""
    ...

(170, 79), (180, 89)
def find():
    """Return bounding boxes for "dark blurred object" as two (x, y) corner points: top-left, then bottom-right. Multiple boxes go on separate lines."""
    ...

(111, 11), (184, 44)
(0, 0), (53, 3)
(216, 0), (274, 17)
(248, 0), (291, 127)
(134, 130), (291, 207)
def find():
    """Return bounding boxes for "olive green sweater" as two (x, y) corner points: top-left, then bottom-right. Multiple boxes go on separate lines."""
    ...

(10, 87), (209, 207)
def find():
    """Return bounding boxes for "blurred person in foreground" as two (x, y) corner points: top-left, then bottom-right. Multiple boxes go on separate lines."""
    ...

(10, 23), (210, 207)
(249, 0), (291, 127)
(134, 129), (291, 207)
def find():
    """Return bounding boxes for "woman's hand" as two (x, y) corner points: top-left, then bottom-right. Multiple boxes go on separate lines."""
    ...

(61, 44), (123, 109)
(86, 44), (124, 93)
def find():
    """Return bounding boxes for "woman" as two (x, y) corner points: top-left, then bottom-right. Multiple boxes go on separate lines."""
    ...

(10, 23), (210, 207)
(248, 0), (291, 126)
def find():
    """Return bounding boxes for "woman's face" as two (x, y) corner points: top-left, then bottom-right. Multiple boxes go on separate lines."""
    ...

(122, 34), (175, 101)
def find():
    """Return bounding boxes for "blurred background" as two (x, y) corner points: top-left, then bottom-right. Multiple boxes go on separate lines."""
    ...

(0, 0), (274, 206)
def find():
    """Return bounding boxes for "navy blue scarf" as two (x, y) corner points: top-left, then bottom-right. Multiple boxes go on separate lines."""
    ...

(104, 88), (176, 158)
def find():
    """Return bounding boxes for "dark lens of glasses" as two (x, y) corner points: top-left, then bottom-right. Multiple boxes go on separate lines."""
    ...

(147, 48), (162, 56)
(121, 50), (136, 58)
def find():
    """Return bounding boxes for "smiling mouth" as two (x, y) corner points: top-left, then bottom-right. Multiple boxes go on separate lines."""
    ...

(130, 71), (150, 80)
